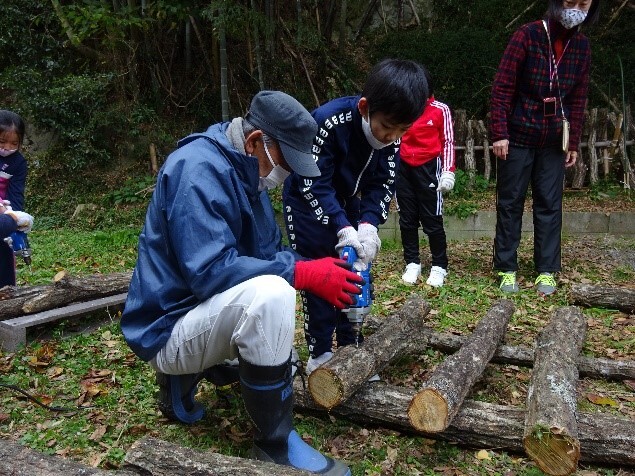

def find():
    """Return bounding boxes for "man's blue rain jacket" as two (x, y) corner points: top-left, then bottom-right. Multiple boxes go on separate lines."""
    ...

(121, 123), (298, 361)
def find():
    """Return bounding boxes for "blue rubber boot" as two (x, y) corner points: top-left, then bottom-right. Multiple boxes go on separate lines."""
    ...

(156, 372), (206, 424)
(239, 355), (351, 475)
(156, 361), (241, 424)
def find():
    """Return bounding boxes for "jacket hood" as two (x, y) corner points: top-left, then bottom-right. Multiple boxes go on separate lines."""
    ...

(177, 122), (260, 201)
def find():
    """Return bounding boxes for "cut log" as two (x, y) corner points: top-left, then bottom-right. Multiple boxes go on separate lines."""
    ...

(523, 307), (587, 476)
(408, 299), (514, 432)
(0, 271), (132, 320)
(124, 436), (308, 475)
(0, 437), (132, 476)
(570, 282), (635, 313)
(307, 296), (430, 410)
(293, 380), (635, 467)
(362, 316), (635, 380)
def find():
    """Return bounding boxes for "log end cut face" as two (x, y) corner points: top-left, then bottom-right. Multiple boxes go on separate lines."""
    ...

(407, 388), (449, 433)
(308, 369), (344, 410)
(523, 430), (581, 476)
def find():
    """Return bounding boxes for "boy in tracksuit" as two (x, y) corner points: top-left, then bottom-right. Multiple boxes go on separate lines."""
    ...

(283, 59), (429, 374)
(397, 67), (456, 287)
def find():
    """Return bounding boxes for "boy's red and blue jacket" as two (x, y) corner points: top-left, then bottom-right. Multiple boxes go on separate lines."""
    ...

(490, 19), (590, 152)
(121, 123), (299, 362)
(283, 95), (399, 231)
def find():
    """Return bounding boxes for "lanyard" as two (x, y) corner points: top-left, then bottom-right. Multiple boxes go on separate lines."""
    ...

(542, 20), (568, 120)
(543, 20), (571, 93)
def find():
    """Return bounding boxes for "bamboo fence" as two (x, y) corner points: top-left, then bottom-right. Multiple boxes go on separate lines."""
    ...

(453, 107), (635, 189)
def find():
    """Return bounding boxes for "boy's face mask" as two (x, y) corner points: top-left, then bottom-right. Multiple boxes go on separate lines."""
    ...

(0, 148), (17, 158)
(362, 114), (392, 150)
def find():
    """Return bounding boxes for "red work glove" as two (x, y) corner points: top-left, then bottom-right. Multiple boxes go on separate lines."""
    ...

(294, 257), (363, 309)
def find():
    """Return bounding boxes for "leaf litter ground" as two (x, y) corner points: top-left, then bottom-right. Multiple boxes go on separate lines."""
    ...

(0, 232), (634, 475)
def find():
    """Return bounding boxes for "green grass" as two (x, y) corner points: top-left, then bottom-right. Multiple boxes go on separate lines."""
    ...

(1, 226), (634, 475)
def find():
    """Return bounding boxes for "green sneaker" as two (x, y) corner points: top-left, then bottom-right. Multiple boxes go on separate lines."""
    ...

(498, 271), (519, 293)
(535, 273), (557, 296)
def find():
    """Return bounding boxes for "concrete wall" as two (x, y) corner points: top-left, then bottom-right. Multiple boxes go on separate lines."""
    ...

(378, 211), (635, 243)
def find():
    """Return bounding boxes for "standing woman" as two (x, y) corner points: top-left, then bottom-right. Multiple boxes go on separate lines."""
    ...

(490, 0), (600, 296)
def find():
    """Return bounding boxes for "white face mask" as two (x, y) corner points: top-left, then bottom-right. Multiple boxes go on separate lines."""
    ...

(361, 114), (392, 150)
(258, 140), (290, 191)
(0, 148), (17, 158)
(559, 8), (588, 29)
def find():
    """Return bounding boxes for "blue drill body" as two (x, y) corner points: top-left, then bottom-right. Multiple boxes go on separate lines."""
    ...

(4, 231), (32, 265)
(339, 246), (372, 345)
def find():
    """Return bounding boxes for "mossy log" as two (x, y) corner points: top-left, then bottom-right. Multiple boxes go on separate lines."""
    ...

(570, 283), (635, 313)
(0, 271), (131, 320)
(0, 437), (132, 476)
(124, 436), (308, 475)
(523, 307), (587, 476)
(407, 299), (514, 432)
(307, 295), (430, 410)
(293, 381), (635, 467)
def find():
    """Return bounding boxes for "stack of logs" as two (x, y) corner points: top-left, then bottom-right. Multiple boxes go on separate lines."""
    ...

(0, 277), (634, 475)
(301, 294), (635, 476)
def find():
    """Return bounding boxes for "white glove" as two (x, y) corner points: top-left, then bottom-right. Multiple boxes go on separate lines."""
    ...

(6, 210), (34, 232)
(335, 226), (366, 268)
(0, 200), (11, 211)
(437, 171), (455, 193)
(357, 222), (381, 264)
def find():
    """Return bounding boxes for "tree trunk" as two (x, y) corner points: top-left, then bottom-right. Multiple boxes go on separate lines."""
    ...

(408, 299), (514, 432)
(0, 438), (132, 476)
(337, 0), (347, 53)
(571, 128), (587, 189)
(598, 108), (610, 177)
(219, 25), (230, 121)
(477, 120), (491, 181)
(308, 296), (430, 409)
(570, 283), (635, 313)
(523, 307), (587, 476)
(293, 381), (635, 467)
(464, 120), (476, 183)
(124, 436), (307, 475)
(354, 0), (378, 40)
(0, 271), (132, 320)
(588, 108), (598, 184)
(250, 0), (265, 90)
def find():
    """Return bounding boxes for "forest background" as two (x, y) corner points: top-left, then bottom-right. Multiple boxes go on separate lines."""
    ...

(0, 0), (633, 228)
(0, 2), (634, 474)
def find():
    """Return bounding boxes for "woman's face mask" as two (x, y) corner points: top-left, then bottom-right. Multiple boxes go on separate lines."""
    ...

(361, 114), (393, 150)
(559, 8), (588, 29)
(258, 140), (290, 191)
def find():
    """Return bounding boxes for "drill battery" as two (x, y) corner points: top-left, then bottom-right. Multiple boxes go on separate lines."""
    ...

(339, 246), (372, 345)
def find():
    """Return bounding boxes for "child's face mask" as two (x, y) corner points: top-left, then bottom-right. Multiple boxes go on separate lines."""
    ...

(0, 148), (17, 158)
(362, 114), (392, 150)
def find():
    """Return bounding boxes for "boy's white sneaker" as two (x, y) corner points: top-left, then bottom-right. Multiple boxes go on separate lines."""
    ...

(306, 351), (333, 376)
(401, 263), (422, 284)
(426, 266), (448, 287)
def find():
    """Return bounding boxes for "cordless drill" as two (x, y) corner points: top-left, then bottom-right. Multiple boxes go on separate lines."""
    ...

(4, 231), (32, 265)
(340, 246), (372, 347)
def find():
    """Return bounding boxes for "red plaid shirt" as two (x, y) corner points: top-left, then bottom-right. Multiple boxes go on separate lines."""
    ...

(490, 19), (590, 152)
